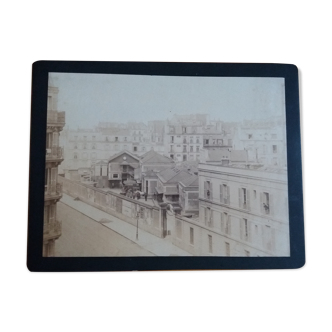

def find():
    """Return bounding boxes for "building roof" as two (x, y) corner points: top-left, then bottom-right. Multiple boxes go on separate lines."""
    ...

(94, 160), (109, 165)
(144, 169), (158, 178)
(206, 149), (247, 162)
(179, 173), (198, 187)
(141, 150), (174, 164)
(158, 167), (195, 185)
(108, 150), (140, 162)
(207, 149), (230, 161)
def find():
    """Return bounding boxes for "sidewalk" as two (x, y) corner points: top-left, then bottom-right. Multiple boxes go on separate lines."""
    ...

(60, 194), (191, 256)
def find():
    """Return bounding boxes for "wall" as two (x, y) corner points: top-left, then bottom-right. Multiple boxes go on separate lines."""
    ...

(59, 176), (164, 238)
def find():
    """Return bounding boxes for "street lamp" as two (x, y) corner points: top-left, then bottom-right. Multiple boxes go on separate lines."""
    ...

(136, 211), (139, 240)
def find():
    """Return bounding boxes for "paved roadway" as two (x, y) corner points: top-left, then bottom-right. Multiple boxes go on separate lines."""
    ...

(55, 194), (191, 257)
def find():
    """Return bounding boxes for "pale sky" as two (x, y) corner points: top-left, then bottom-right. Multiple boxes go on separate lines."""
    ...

(49, 72), (285, 128)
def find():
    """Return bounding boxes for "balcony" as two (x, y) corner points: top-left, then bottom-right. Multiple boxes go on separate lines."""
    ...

(43, 220), (62, 239)
(47, 111), (66, 127)
(45, 183), (62, 200)
(46, 147), (63, 160)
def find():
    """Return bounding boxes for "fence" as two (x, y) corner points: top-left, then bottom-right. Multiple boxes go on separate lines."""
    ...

(59, 176), (164, 238)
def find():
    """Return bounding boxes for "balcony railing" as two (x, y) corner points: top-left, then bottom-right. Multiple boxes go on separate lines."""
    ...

(43, 220), (62, 237)
(45, 183), (62, 197)
(47, 111), (66, 125)
(46, 146), (63, 160)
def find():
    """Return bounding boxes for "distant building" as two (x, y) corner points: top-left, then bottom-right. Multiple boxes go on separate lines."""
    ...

(60, 121), (165, 175)
(107, 151), (140, 188)
(44, 84), (65, 257)
(140, 149), (175, 196)
(164, 114), (233, 162)
(233, 117), (287, 167)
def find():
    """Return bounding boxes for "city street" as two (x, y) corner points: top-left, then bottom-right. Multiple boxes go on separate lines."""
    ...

(55, 194), (191, 256)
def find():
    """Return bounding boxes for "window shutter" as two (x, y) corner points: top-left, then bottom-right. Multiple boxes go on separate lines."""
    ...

(204, 208), (207, 223)
(238, 188), (241, 208)
(247, 189), (250, 211)
(52, 132), (58, 146)
(228, 215), (231, 235)
(269, 193), (274, 216)
(227, 186), (230, 204)
(210, 182), (213, 200)
(220, 212), (224, 232)
(240, 218), (243, 240)
(260, 192), (263, 214)
(51, 168), (57, 193)
(220, 184), (223, 202)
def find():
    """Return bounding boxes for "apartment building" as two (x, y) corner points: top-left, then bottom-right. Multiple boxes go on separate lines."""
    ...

(44, 84), (65, 257)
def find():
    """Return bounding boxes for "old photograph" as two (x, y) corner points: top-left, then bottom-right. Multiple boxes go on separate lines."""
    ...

(44, 72), (289, 257)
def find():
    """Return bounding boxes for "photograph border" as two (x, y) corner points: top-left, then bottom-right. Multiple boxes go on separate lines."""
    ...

(27, 61), (305, 271)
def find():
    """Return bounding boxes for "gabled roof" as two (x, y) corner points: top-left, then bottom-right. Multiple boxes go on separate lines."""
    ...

(158, 167), (194, 185)
(179, 173), (198, 187)
(141, 150), (174, 164)
(94, 160), (108, 165)
(108, 150), (140, 162)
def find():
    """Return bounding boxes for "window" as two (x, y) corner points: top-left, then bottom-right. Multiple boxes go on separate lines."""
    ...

(190, 138), (193, 144)
(171, 136), (174, 143)
(115, 137), (118, 141)
(262, 192), (270, 214)
(273, 145), (278, 153)
(220, 184), (229, 204)
(182, 126), (187, 133)
(248, 134), (252, 139)
(190, 146), (193, 152)
(196, 146), (199, 152)
(183, 145), (187, 152)
(183, 137), (187, 144)
(208, 235), (213, 253)
(205, 208), (213, 227)
(73, 153), (78, 160)
(92, 143), (96, 149)
(170, 154), (174, 159)
(183, 154), (187, 161)
(243, 218), (249, 241)
(190, 227), (194, 245)
(124, 137), (127, 141)
(204, 139), (209, 145)
(196, 138), (199, 144)
(225, 214), (231, 235)
(113, 174), (119, 178)
(264, 225), (273, 251)
(204, 181), (212, 199)
(133, 146), (137, 152)
(239, 188), (250, 210)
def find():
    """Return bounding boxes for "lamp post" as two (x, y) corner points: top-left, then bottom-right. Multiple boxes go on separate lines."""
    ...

(136, 211), (139, 240)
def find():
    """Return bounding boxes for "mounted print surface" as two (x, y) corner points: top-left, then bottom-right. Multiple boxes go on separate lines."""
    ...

(27, 62), (305, 271)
